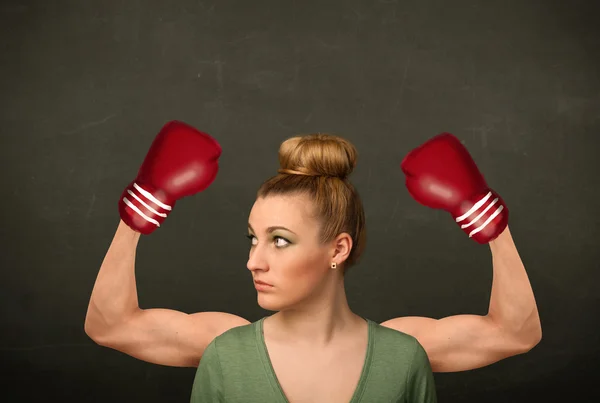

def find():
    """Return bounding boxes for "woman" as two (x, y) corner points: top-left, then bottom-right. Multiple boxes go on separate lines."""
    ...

(85, 122), (541, 402)
(190, 134), (438, 402)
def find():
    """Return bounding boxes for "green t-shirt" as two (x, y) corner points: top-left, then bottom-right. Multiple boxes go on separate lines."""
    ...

(190, 317), (437, 402)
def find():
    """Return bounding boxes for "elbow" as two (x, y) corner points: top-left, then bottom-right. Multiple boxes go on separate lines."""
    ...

(83, 300), (128, 346)
(492, 313), (542, 356)
(84, 306), (99, 340)
(84, 319), (98, 341)
(526, 311), (543, 349)
(517, 333), (541, 354)
(509, 307), (543, 354)
(516, 320), (542, 354)
(525, 326), (542, 351)
(84, 306), (139, 348)
(84, 322), (114, 347)
(84, 310), (113, 347)
(84, 318), (104, 345)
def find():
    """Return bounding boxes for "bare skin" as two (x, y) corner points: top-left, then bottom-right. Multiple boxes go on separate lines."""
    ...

(246, 194), (367, 402)
(262, 319), (368, 403)
(85, 192), (541, 400)
(84, 220), (249, 367)
(380, 225), (542, 372)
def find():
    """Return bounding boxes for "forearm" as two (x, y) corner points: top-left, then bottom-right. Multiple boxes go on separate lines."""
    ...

(85, 220), (142, 335)
(486, 226), (541, 345)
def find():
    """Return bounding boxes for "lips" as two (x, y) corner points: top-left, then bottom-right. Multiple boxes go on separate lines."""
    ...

(254, 279), (272, 286)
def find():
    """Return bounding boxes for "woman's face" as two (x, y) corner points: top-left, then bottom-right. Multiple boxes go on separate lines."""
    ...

(246, 194), (335, 312)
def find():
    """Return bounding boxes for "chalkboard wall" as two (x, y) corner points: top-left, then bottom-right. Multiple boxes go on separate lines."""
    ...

(1, 0), (598, 401)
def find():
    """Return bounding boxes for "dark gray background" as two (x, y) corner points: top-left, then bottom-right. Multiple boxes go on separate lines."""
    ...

(1, 0), (598, 401)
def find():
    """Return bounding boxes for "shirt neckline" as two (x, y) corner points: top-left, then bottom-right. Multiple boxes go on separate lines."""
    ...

(255, 316), (375, 403)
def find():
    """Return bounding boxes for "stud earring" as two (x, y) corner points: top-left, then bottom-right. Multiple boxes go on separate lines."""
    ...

(331, 262), (337, 269)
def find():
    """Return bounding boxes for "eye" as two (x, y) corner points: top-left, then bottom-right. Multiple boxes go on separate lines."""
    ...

(246, 234), (257, 246)
(246, 235), (290, 248)
(273, 236), (290, 247)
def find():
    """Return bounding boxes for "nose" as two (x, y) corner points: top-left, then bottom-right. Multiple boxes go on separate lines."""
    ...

(246, 244), (268, 273)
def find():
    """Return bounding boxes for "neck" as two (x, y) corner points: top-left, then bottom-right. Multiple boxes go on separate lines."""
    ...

(267, 273), (363, 347)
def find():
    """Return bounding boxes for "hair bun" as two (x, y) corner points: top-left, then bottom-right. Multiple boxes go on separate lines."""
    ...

(277, 133), (357, 179)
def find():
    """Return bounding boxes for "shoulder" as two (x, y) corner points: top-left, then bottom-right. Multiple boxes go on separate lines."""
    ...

(369, 319), (427, 364)
(371, 319), (419, 345)
(208, 317), (261, 355)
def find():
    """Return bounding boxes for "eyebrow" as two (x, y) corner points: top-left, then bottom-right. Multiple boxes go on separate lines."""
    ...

(248, 223), (297, 235)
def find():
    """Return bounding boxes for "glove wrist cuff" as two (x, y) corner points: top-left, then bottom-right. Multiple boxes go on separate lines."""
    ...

(453, 189), (509, 244)
(118, 182), (174, 234)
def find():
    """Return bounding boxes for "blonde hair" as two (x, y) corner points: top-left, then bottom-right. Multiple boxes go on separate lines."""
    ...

(256, 133), (366, 273)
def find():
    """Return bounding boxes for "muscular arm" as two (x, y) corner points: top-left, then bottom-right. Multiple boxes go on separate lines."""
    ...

(84, 220), (249, 367)
(381, 226), (542, 372)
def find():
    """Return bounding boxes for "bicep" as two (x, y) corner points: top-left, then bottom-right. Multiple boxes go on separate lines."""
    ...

(381, 315), (525, 372)
(96, 309), (249, 367)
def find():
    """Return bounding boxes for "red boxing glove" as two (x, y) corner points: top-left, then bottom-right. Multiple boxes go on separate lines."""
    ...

(118, 121), (222, 235)
(400, 133), (508, 244)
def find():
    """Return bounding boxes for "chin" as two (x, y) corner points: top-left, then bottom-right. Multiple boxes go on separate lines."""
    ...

(257, 293), (294, 312)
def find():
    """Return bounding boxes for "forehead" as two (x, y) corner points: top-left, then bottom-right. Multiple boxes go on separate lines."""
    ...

(248, 194), (316, 231)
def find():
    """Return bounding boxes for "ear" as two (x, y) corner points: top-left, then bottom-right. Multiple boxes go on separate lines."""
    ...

(330, 232), (353, 266)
